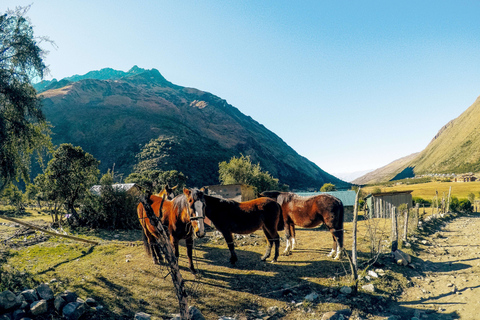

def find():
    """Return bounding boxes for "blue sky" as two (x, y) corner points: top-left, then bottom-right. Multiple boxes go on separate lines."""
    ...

(3, 1), (480, 179)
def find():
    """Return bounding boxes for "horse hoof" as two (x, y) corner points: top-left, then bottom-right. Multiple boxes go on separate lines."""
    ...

(271, 259), (277, 263)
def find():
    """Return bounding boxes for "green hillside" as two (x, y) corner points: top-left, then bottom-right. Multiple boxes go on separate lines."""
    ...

(37, 67), (348, 189)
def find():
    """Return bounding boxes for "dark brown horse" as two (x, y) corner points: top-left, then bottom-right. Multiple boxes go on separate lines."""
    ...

(260, 191), (344, 259)
(194, 193), (282, 265)
(137, 188), (206, 273)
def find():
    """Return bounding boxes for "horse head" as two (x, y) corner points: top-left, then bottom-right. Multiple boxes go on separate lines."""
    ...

(183, 187), (206, 238)
(259, 191), (281, 199)
(158, 184), (177, 200)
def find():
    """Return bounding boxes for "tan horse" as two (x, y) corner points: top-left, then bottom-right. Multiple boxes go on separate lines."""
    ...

(137, 187), (206, 274)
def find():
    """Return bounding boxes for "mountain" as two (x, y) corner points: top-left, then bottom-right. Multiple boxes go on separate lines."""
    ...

(333, 169), (374, 183)
(352, 153), (419, 185)
(36, 67), (348, 189)
(354, 95), (480, 184)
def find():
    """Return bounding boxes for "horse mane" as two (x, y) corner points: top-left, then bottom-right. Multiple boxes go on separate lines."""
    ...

(276, 192), (296, 205)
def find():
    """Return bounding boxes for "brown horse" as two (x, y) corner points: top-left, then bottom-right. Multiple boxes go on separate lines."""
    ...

(137, 188), (206, 273)
(260, 191), (344, 259)
(193, 193), (282, 265)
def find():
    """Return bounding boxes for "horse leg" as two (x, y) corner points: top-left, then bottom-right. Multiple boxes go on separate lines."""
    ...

(290, 224), (297, 251)
(261, 226), (273, 261)
(186, 237), (197, 274)
(283, 222), (292, 256)
(223, 232), (237, 265)
(327, 229), (343, 260)
(152, 242), (164, 264)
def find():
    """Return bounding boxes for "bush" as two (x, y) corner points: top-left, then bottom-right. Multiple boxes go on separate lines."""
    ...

(449, 196), (459, 212)
(413, 196), (431, 207)
(320, 183), (336, 192)
(459, 199), (473, 213)
(80, 173), (140, 230)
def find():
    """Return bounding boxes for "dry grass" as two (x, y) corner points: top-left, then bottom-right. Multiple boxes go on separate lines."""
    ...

(362, 181), (480, 200)
(0, 210), (403, 320)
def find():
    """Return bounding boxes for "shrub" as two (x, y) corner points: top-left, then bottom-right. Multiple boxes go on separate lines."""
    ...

(413, 196), (431, 207)
(449, 196), (459, 212)
(80, 173), (140, 230)
(459, 199), (473, 213)
(320, 183), (336, 192)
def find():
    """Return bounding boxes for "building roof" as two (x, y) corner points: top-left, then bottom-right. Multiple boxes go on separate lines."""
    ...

(90, 183), (139, 196)
(364, 190), (413, 199)
(295, 190), (357, 206)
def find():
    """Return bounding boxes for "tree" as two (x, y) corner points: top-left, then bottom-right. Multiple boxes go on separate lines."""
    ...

(42, 144), (99, 223)
(320, 183), (336, 192)
(125, 169), (186, 194)
(218, 155), (280, 194)
(0, 6), (52, 192)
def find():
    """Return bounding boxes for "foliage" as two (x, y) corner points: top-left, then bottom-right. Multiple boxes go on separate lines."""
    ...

(372, 187), (382, 194)
(1, 183), (24, 211)
(80, 171), (140, 230)
(459, 199), (472, 213)
(125, 169), (186, 194)
(0, 6), (53, 192)
(320, 183), (336, 192)
(40, 144), (99, 223)
(413, 196), (431, 207)
(218, 155), (280, 194)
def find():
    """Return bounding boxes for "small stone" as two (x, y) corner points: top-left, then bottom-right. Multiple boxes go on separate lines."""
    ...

(304, 292), (319, 302)
(367, 270), (379, 278)
(188, 306), (205, 320)
(134, 312), (151, 320)
(85, 298), (97, 307)
(361, 284), (375, 293)
(30, 299), (48, 315)
(340, 286), (352, 294)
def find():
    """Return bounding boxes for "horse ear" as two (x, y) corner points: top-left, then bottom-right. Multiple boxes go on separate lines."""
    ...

(172, 185), (178, 190)
(183, 187), (191, 197)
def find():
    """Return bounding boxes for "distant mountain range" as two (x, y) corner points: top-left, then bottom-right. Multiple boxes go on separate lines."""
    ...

(354, 95), (480, 185)
(35, 66), (348, 190)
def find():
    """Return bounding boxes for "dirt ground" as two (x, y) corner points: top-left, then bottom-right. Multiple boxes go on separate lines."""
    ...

(391, 212), (480, 320)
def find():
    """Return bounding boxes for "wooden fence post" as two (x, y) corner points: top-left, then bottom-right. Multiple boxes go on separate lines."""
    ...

(403, 207), (409, 243)
(352, 189), (360, 280)
(391, 207), (398, 249)
(139, 194), (190, 320)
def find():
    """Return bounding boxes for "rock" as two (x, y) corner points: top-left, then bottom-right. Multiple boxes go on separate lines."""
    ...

(20, 290), (38, 304)
(36, 284), (54, 301)
(60, 291), (78, 303)
(340, 286), (352, 294)
(12, 309), (27, 320)
(304, 292), (319, 302)
(85, 298), (97, 307)
(367, 270), (379, 278)
(0, 314), (11, 320)
(62, 302), (86, 320)
(54, 295), (67, 312)
(0, 290), (22, 312)
(393, 250), (411, 266)
(361, 284), (375, 293)
(321, 308), (352, 320)
(188, 306), (205, 320)
(218, 317), (235, 320)
(267, 306), (280, 315)
(134, 312), (152, 320)
(30, 299), (48, 316)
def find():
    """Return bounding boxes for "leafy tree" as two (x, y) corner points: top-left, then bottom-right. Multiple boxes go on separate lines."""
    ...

(218, 155), (280, 194)
(42, 144), (99, 223)
(0, 6), (52, 192)
(320, 183), (336, 192)
(125, 169), (186, 194)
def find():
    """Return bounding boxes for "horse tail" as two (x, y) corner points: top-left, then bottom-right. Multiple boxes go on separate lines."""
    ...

(137, 202), (152, 258)
(276, 205), (285, 231)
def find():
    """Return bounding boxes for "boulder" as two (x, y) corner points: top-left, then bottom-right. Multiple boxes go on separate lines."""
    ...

(35, 284), (54, 301)
(20, 290), (38, 304)
(188, 306), (205, 320)
(62, 302), (86, 320)
(0, 290), (22, 312)
(134, 312), (151, 320)
(30, 299), (48, 316)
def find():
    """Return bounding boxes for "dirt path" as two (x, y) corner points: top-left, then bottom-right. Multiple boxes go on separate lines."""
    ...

(394, 213), (480, 320)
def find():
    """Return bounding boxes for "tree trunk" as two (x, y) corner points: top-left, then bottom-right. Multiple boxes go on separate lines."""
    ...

(351, 188), (360, 293)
